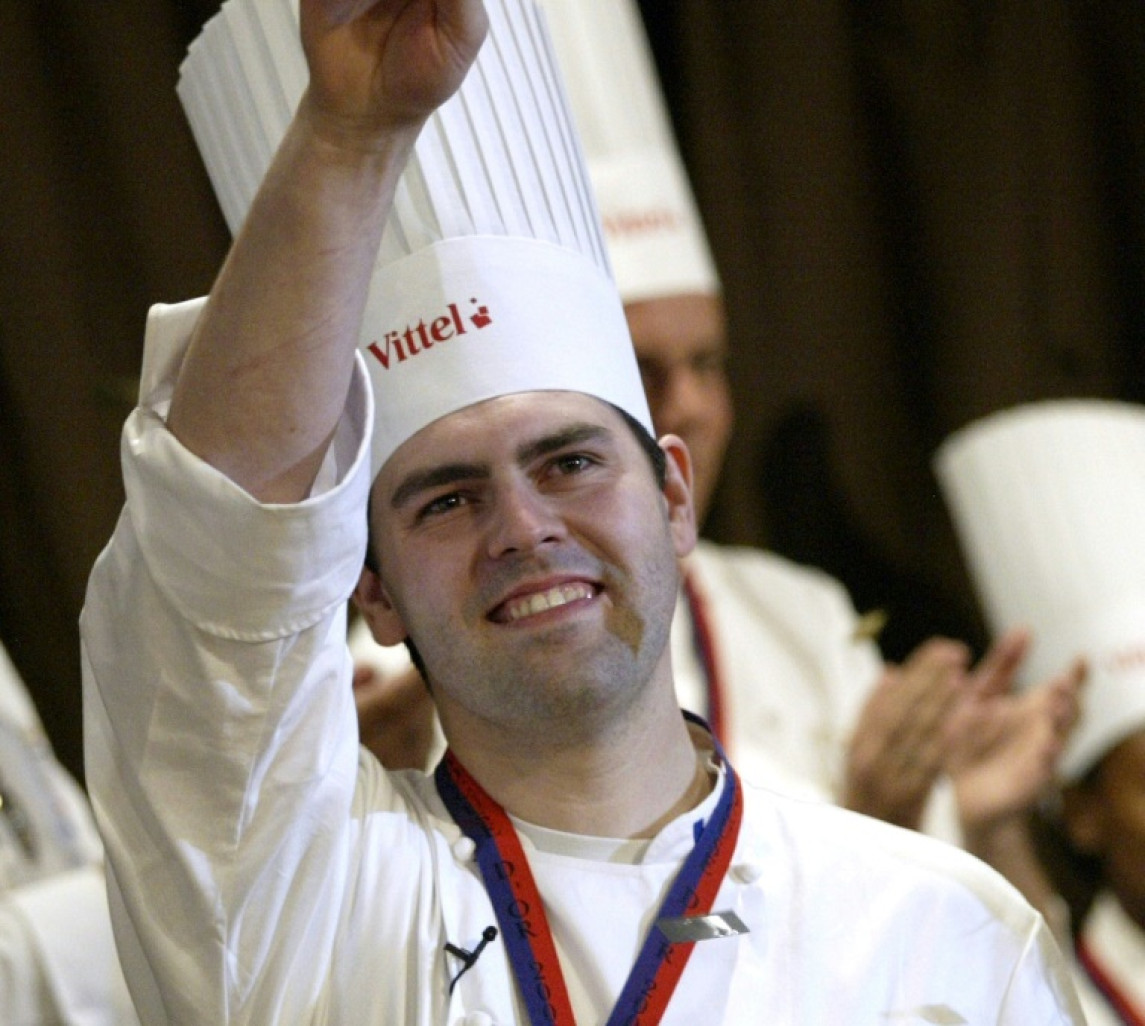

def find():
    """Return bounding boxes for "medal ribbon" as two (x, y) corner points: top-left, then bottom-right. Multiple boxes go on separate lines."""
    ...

(435, 715), (743, 1026)
(1078, 937), (1145, 1026)
(683, 572), (726, 748)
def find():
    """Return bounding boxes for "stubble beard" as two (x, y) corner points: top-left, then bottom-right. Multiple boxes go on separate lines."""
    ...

(430, 550), (679, 749)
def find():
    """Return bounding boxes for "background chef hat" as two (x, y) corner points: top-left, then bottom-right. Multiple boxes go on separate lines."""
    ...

(934, 399), (1145, 780)
(537, 0), (719, 303)
(177, 0), (652, 479)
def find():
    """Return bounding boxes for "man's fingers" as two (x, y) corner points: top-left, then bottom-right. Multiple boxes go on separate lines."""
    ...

(1046, 657), (1086, 735)
(891, 639), (969, 729)
(311, 0), (385, 28)
(899, 638), (970, 696)
(901, 636), (971, 675)
(858, 641), (968, 761)
(967, 627), (1031, 698)
(353, 665), (379, 690)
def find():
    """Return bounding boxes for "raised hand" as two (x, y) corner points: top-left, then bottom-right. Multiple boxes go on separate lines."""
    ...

(171, 1), (488, 503)
(300, 0), (489, 142)
(939, 631), (1085, 927)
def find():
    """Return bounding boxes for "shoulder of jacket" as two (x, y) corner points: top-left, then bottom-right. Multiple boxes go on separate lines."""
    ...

(689, 539), (859, 615)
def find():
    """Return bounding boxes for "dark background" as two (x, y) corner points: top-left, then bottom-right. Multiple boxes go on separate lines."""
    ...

(3, 1), (1143, 783)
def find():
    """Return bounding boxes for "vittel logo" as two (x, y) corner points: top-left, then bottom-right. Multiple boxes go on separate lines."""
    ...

(603, 207), (684, 241)
(365, 297), (493, 370)
(1101, 643), (1145, 675)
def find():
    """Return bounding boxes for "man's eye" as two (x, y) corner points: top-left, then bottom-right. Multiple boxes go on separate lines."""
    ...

(553, 453), (595, 475)
(418, 492), (466, 520)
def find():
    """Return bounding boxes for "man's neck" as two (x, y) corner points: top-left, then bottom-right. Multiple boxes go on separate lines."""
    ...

(442, 689), (710, 840)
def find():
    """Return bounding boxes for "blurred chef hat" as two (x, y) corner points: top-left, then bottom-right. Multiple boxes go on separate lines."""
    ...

(537, 0), (719, 304)
(935, 399), (1145, 779)
(173, 0), (652, 479)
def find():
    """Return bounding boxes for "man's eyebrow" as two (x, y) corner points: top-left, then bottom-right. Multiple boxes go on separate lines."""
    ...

(389, 462), (490, 509)
(515, 423), (613, 465)
(388, 423), (614, 510)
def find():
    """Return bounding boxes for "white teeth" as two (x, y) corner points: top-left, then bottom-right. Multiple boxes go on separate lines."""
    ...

(505, 583), (593, 622)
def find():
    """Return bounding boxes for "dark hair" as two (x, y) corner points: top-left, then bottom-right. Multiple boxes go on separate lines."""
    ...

(616, 403), (667, 488)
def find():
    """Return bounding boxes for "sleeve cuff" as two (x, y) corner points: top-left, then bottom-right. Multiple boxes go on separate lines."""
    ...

(120, 299), (375, 640)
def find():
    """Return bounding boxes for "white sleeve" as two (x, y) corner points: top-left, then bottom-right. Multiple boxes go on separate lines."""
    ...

(0, 866), (139, 1026)
(999, 916), (1088, 1025)
(81, 301), (377, 1024)
(0, 897), (53, 1025)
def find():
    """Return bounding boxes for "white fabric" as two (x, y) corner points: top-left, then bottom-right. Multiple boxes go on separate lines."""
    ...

(80, 304), (1083, 1024)
(178, 0), (651, 480)
(0, 645), (40, 734)
(672, 541), (880, 801)
(0, 643), (138, 1025)
(935, 399), (1145, 778)
(1071, 891), (1145, 1026)
(358, 236), (648, 477)
(538, 0), (720, 302)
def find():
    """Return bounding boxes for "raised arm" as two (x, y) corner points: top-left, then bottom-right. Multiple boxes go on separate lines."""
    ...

(168, 0), (487, 503)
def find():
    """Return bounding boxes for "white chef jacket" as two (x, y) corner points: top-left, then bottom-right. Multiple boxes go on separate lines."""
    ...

(80, 299), (1084, 1024)
(1070, 891), (1145, 1026)
(671, 541), (879, 801)
(0, 642), (138, 1025)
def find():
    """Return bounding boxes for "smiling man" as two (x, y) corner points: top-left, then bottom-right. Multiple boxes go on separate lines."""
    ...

(358, 393), (700, 841)
(80, 0), (1084, 1022)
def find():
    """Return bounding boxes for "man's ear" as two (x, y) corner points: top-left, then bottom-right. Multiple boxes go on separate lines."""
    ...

(352, 566), (409, 647)
(658, 433), (697, 559)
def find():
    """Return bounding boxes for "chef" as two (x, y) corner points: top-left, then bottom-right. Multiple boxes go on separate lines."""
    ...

(82, 1), (1083, 1021)
(938, 398), (1145, 1026)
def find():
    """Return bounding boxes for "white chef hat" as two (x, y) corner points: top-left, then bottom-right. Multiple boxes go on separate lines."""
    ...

(537, 0), (719, 304)
(177, 0), (651, 479)
(934, 399), (1145, 779)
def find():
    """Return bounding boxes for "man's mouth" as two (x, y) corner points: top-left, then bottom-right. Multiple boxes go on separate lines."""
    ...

(495, 582), (597, 623)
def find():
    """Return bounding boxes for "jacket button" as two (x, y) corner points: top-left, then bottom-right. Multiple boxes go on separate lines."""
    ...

(453, 836), (477, 862)
(732, 861), (763, 885)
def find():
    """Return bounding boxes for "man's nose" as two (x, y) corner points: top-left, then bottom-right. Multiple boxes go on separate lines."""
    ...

(484, 481), (565, 558)
(657, 367), (706, 434)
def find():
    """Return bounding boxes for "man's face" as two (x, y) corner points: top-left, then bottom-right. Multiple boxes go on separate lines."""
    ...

(359, 391), (695, 745)
(626, 292), (732, 526)
(1064, 728), (1145, 931)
